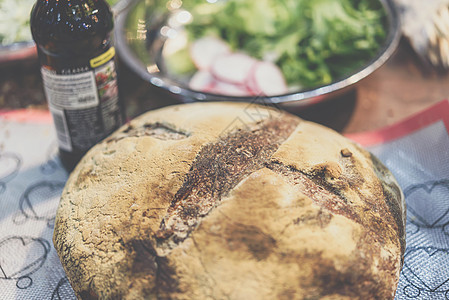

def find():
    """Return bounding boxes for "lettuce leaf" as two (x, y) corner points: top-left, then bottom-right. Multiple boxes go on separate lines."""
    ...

(182, 0), (387, 88)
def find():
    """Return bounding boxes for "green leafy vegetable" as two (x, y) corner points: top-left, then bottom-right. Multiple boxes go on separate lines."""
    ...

(0, 0), (35, 45)
(181, 0), (387, 88)
(165, 46), (196, 75)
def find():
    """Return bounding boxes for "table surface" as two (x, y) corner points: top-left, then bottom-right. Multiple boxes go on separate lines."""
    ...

(1, 38), (447, 134)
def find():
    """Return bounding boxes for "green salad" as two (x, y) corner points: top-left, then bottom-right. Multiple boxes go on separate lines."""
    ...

(0, 0), (35, 45)
(166, 0), (387, 90)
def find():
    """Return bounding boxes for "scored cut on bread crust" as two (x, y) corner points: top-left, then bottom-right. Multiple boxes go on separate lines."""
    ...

(53, 102), (405, 300)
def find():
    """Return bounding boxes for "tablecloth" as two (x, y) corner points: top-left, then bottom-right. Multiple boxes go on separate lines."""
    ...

(1, 100), (448, 299)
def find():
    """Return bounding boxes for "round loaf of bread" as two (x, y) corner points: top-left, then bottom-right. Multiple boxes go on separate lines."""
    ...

(53, 102), (405, 299)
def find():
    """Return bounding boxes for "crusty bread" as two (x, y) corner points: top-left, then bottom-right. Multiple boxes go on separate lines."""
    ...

(53, 102), (405, 300)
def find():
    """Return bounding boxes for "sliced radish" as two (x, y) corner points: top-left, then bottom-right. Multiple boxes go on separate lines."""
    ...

(211, 53), (257, 85)
(251, 61), (288, 96)
(190, 37), (231, 71)
(245, 63), (262, 95)
(189, 70), (215, 91)
(208, 81), (252, 97)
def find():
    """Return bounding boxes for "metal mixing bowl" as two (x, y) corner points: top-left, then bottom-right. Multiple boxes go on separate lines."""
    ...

(0, 42), (37, 65)
(115, 0), (401, 108)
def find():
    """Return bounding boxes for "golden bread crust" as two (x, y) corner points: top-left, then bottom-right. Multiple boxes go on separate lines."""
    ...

(53, 102), (404, 299)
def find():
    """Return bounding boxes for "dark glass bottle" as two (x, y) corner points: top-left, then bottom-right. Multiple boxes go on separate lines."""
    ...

(30, 0), (125, 172)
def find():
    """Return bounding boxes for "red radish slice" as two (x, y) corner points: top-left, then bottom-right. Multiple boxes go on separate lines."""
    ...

(211, 53), (257, 85)
(245, 63), (262, 95)
(251, 61), (288, 96)
(208, 81), (252, 97)
(190, 37), (231, 71)
(189, 70), (215, 91)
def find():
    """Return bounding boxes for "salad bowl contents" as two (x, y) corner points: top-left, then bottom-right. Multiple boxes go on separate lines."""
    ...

(186, 37), (288, 96)
(0, 0), (37, 63)
(116, 0), (400, 106)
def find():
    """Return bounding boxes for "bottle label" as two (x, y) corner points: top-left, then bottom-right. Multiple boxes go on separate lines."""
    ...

(90, 47), (115, 68)
(41, 47), (123, 152)
(42, 68), (99, 110)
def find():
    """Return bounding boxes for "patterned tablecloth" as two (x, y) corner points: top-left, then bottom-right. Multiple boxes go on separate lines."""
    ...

(0, 101), (448, 299)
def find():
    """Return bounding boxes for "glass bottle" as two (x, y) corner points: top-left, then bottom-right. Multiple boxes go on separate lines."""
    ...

(30, 0), (125, 172)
